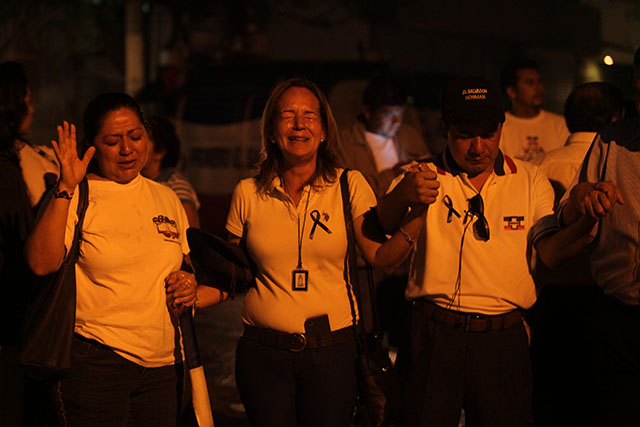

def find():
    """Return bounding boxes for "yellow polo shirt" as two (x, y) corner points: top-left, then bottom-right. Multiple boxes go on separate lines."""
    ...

(226, 169), (376, 333)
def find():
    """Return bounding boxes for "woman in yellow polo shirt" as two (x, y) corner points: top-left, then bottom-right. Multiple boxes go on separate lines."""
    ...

(197, 78), (421, 426)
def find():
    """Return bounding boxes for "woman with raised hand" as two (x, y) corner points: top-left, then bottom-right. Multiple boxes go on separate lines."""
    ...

(26, 92), (199, 427)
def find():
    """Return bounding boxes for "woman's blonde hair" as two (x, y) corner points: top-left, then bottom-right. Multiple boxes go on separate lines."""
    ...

(255, 77), (339, 192)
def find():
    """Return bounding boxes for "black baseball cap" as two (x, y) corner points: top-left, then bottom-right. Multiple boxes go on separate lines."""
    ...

(442, 76), (505, 128)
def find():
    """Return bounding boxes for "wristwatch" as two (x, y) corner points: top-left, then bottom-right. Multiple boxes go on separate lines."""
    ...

(53, 182), (74, 200)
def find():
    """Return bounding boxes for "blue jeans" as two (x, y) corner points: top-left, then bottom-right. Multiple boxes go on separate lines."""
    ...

(235, 336), (358, 427)
(58, 334), (182, 427)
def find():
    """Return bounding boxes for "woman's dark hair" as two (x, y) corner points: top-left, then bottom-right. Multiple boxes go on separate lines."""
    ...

(0, 61), (29, 156)
(81, 92), (146, 172)
(82, 92), (145, 145)
(256, 77), (339, 193)
(564, 82), (624, 133)
(147, 116), (181, 170)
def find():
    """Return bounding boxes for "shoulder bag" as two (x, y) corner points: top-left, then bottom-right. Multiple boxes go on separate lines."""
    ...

(19, 178), (89, 381)
(340, 169), (399, 427)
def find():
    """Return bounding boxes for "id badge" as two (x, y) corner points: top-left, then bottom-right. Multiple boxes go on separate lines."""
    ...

(292, 269), (308, 291)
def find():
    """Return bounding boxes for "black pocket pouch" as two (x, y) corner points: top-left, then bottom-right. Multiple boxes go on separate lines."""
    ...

(304, 314), (331, 335)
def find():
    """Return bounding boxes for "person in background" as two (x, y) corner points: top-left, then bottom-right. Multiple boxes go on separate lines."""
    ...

(499, 59), (570, 163)
(535, 81), (625, 203)
(550, 45), (640, 426)
(141, 115), (200, 227)
(337, 74), (430, 199)
(25, 92), (197, 427)
(0, 58), (37, 427)
(528, 81), (624, 426)
(337, 75), (430, 350)
(0, 61), (60, 208)
(195, 77), (417, 427)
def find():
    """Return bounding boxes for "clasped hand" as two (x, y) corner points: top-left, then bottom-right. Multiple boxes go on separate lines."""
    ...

(397, 162), (440, 208)
(570, 180), (624, 220)
(165, 271), (198, 317)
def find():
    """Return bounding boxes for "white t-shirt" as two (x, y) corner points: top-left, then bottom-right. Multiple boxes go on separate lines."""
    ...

(226, 169), (376, 333)
(500, 110), (570, 163)
(364, 130), (400, 173)
(65, 174), (190, 367)
(17, 141), (59, 206)
(535, 131), (596, 196)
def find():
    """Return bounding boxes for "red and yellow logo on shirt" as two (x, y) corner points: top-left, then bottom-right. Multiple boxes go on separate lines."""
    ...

(503, 216), (525, 230)
(153, 215), (179, 239)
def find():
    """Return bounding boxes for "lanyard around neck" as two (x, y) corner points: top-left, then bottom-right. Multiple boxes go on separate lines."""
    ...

(296, 187), (311, 269)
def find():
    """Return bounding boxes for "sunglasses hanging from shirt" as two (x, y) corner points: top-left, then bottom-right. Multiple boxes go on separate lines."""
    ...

(465, 193), (490, 242)
(443, 193), (490, 242)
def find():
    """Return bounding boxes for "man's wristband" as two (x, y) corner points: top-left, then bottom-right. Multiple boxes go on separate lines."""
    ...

(53, 183), (74, 200)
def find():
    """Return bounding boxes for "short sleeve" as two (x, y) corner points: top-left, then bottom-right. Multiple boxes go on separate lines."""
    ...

(174, 195), (191, 255)
(225, 179), (249, 238)
(557, 133), (607, 221)
(167, 172), (201, 211)
(347, 170), (377, 219)
(529, 165), (557, 245)
(63, 190), (80, 253)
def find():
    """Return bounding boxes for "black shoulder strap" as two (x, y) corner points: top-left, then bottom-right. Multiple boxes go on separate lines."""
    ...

(340, 169), (378, 337)
(65, 178), (89, 264)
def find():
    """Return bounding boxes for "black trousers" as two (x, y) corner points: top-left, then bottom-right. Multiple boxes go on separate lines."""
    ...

(235, 336), (357, 427)
(59, 335), (182, 427)
(590, 291), (640, 427)
(399, 305), (532, 427)
(528, 284), (601, 426)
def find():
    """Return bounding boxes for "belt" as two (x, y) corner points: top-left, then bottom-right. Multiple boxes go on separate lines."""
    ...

(413, 299), (523, 332)
(242, 323), (355, 352)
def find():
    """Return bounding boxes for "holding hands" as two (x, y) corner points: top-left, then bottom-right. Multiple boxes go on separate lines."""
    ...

(165, 270), (198, 317)
(570, 180), (624, 220)
(397, 162), (440, 209)
(51, 121), (95, 193)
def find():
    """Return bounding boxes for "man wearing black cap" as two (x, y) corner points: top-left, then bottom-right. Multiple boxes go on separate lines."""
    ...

(377, 76), (563, 426)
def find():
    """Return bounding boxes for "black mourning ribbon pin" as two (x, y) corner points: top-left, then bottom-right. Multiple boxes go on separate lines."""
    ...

(309, 210), (332, 239)
(443, 195), (461, 223)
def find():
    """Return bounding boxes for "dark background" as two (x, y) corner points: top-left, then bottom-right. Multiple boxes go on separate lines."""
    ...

(2, 1), (639, 424)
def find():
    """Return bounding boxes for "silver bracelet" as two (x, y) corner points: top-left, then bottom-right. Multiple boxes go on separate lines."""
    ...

(192, 294), (200, 315)
(399, 226), (416, 245)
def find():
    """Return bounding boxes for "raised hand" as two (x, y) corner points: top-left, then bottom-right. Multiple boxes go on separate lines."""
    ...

(51, 121), (95, 191)
(570, 180), (624, 220)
